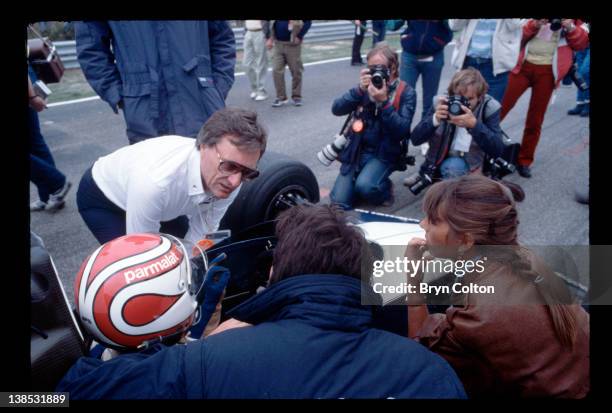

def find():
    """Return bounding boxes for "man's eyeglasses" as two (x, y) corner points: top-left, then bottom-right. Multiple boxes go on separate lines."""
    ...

(215, 146), (260, 181)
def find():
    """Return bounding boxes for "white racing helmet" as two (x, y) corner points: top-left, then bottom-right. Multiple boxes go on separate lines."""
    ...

(74, 233), (203, 350)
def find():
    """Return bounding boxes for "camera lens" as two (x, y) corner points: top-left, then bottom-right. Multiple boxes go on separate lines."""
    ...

(371, 74), (383, 89)
(317, 145), (333, 166)
(449, 102), (462, 116)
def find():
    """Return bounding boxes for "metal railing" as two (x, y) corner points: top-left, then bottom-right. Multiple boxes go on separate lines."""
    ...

(55, 21), (396, 69)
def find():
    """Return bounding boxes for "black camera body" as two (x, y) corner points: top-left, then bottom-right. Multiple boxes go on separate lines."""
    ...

(482, 132), (521, 180)
(407, 165), (437, 196)
(370, 65), (390, 89)
(549, 18), (563, 31)
(447, 95), (471, 116)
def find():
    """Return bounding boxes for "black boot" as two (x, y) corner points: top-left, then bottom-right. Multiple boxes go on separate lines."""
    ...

(580, 103), (590, 117)
(517, 165), (532, 178)
(568, 103), (585, 115)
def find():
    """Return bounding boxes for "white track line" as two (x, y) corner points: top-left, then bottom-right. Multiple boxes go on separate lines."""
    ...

(48, 52), (399, 108)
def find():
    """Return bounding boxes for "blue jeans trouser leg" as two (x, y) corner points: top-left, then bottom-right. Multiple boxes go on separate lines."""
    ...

(575, 48), (590, 103)
(371, 21), (386, 47)
(330, 166), (357, 210)
(439, 156), (470, 179)
(463, 56), (509, 103)
(401, 50), (444, 121)
(331, 154), (394, 208)
(29, 107), (66, 202)
(354, 154), (393, 205)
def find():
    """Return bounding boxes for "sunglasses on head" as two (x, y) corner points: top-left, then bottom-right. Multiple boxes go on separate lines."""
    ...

(215, 146), (260, 181)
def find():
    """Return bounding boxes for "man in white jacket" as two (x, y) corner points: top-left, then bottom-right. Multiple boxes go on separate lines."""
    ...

(449, 19), (526, 102)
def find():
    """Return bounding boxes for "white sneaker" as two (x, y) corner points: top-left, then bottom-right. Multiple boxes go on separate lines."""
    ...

(250, 92), (257, 99)
(30, 200), (47, 211)
(45, 181), (72, 211)
(254, 91), (268, 101)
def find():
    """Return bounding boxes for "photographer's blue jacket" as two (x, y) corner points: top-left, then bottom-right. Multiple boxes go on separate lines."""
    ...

(75, 21), (235, 142)
(400, 20), (453, 56)
(57, 275), (466, 399)
(332, 82), (416, 175)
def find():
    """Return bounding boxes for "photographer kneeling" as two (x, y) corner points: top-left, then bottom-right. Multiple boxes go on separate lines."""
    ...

(404, 68), (505, 195)
(329, 43), (416, 209)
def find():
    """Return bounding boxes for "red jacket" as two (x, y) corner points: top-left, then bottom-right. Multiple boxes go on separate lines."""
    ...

(512, 20), (589, 88)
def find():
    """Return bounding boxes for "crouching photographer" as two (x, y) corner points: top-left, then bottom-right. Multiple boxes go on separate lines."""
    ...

(404, 68), (506, 195)
(326, 43), (416, 209)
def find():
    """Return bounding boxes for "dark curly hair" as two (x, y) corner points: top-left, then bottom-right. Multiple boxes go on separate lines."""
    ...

(269, 204), (371, 284)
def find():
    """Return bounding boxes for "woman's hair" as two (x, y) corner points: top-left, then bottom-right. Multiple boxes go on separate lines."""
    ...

(447, 67), (489, 97)
(366, 42), (400, 79)
(423, 175), (579, 348)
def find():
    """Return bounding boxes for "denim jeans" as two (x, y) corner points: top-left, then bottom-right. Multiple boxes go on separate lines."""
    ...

(29, 107), (66, 202)
(575, 48), (590, 103)
(400, 50), (444, 121)
(463, 56), (509, 103)
(330, 152), (393, 209)
(439, 156), (469, 179)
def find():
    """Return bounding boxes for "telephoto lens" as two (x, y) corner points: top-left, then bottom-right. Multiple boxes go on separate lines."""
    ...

(317, 134), (349, 166)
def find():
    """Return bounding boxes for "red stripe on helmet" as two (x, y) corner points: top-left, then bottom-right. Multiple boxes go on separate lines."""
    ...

(122, 293), (182, 327)
(86, 233), (164, 289)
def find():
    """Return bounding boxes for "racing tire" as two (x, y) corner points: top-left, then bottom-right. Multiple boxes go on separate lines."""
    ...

(219, 151), (320, 234)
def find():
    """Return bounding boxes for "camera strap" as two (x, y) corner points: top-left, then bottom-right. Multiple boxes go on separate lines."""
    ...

(391, 81), (406, 111)
(28, 24), (56, 54)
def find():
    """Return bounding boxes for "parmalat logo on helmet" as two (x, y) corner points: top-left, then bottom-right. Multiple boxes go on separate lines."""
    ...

(123, 250), (181, 284)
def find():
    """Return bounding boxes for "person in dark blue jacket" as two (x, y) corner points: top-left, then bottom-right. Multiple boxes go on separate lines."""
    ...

(330, 43), (416, 209)
(75, 21), (236, 144)
(399, 20), (453, 122)
(57, 204), (466, 399)
(403, 68), (505, 192)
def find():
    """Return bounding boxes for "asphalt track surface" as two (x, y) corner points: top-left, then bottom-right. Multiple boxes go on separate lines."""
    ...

(30, 46), (589, 305)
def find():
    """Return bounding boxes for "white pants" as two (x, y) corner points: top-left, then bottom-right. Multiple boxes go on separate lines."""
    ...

(243, 30), (268, 93)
